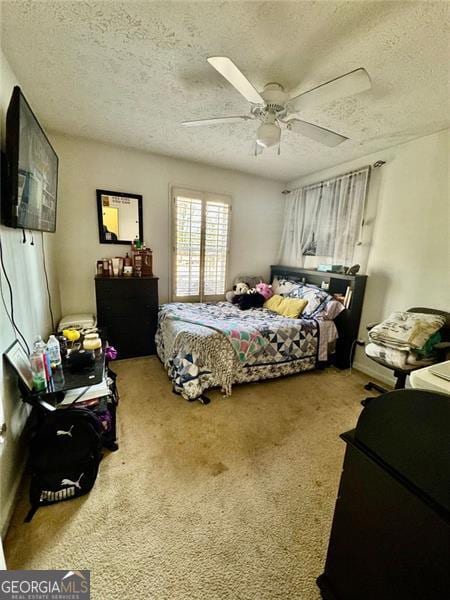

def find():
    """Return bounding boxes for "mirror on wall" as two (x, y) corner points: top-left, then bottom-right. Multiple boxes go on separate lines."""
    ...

(96, 189), (143, 245)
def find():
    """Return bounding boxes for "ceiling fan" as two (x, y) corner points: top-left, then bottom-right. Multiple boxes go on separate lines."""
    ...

(182, 57), (371, 153)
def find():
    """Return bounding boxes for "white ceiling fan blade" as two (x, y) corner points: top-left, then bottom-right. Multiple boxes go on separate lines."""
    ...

(287, 68), (371, 113)
(285, 119), (348, 147)
(207, 56), (264, 104)
(182, 115), (253, 127)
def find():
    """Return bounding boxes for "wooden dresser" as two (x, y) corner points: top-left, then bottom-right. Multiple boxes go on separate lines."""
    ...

(317, 389), (450, 600)
(95, 276), (159, 359)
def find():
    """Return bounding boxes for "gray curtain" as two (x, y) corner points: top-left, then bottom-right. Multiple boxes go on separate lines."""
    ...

(278, 167), (370, 266)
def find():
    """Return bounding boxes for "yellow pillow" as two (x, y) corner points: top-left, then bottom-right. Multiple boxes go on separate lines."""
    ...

(264, 295), (308, 318)
(264, 294), (284, 312)
(278, 297), (308, 318)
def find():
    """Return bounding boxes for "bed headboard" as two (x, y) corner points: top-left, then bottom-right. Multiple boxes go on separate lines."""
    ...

(271, 265), (362, 296)
(270, 265), (368, 369)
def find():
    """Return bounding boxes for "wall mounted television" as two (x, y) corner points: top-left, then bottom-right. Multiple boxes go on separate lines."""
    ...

(2, 86), (58, 233)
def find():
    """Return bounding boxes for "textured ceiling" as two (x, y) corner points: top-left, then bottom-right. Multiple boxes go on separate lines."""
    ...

(1, 1), (449, 181)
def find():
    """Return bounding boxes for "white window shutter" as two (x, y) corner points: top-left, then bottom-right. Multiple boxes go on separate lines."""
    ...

(173, 194), (202, 300)
(203, 200), (230, 297)
(172, 188), (231, 302)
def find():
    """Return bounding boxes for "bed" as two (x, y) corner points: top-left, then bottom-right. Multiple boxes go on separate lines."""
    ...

(155, 266), (354, 403)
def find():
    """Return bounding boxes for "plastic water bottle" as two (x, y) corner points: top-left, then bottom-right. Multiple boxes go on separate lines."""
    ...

(33, 336), (51, 380)
(30, 351), (46, 391)
(46, 335), (62, 368)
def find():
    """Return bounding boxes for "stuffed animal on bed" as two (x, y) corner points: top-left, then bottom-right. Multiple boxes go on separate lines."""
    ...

(225, 276), (262, 303)
(235, 282), (250, 295)
(232, 288), (266, 310)
(225, 281), (248, 303)
(255, 282), (273, 301)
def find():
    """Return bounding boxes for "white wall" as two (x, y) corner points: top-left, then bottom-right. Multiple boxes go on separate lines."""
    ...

(49, 133), (284, 314)
(0, 51), (61, 535)
(288, 129), (450, 384)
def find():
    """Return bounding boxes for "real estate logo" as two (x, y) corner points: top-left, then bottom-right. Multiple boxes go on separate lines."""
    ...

(0, 570), (90, 599)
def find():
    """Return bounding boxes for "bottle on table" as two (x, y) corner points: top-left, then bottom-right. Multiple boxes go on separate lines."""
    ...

(57, 335), (68, 359)
(46, 335), (62, 368)
(33, 336), (51, 380)
(30, 351), (46, 391)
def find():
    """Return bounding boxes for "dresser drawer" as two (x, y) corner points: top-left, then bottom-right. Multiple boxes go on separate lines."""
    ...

(98, 303), (158, 320)
(96, 278), (157, 301)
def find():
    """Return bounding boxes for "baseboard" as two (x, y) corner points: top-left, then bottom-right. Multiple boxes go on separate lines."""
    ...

(352, 360), (395, 388)
(1, 458), (27, 542)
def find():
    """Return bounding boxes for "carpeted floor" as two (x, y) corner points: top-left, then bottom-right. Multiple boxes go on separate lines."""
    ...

(5, 357), (375, 599)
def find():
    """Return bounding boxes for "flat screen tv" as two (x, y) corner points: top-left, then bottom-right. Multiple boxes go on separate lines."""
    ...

(2, 86), (58, 232)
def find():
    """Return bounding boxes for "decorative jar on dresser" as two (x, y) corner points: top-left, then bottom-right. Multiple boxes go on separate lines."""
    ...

(95, 276), (159, 358)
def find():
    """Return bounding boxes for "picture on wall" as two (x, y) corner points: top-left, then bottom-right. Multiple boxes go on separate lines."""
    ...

(4, 340), (33, 391)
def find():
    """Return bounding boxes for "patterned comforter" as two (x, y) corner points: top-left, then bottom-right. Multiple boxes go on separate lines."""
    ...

(156, 302), (321, 402)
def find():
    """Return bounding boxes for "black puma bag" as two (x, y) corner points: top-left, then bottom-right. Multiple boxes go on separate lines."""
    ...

(25, 407), (103, 522)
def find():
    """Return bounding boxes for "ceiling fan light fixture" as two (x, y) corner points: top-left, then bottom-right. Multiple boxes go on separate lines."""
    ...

(256, 122), (281, 148)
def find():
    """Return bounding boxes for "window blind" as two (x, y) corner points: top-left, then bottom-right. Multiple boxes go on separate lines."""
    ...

(172, 188), (231, 301)
(203, 200), (229, 296)
(174, 195), (202, 298)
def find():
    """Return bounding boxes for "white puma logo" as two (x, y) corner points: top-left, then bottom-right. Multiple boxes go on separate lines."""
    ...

(61, 473), (84, 490)
(57, 425), (74, 437)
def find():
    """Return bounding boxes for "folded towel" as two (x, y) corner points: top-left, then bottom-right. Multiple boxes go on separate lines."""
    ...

(369, 312), (445, 351)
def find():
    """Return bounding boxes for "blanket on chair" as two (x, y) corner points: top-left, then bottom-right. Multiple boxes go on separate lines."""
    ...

(369, 311), (445, 351)
(365, 342), (435, 371)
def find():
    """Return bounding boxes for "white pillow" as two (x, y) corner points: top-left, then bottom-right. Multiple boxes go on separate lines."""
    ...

(272, 277), (299, 296)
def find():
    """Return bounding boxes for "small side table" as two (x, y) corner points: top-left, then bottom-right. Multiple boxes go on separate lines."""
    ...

(21, 345), (119, 451)
(24, 345), (106, 405)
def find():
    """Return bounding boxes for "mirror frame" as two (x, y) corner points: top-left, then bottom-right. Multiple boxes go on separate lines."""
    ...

(96, 189), (143, 245)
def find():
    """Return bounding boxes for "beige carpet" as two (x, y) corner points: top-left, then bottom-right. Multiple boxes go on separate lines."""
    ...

(5, 358), (375, 599)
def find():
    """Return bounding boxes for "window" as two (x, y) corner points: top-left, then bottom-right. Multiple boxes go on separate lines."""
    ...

(171, 187), (231, 302)
(278, 167), (370, 267)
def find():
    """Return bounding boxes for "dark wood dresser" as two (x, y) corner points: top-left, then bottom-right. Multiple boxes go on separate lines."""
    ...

(95, 276), (159, 359)
(317, 389), (450, 600)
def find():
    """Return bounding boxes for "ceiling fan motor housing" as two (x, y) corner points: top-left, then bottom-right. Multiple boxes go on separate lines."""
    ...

(260, 83), (288, 114)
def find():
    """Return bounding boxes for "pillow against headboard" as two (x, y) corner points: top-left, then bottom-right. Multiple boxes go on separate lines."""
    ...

(272, 276), (301, 296)
(264, 295), (308, 318)
(272, 277), (345, 320)
(288, 284), (332, 317)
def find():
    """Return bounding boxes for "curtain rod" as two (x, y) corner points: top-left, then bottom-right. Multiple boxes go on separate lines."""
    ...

(281, 160), (386, 195)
